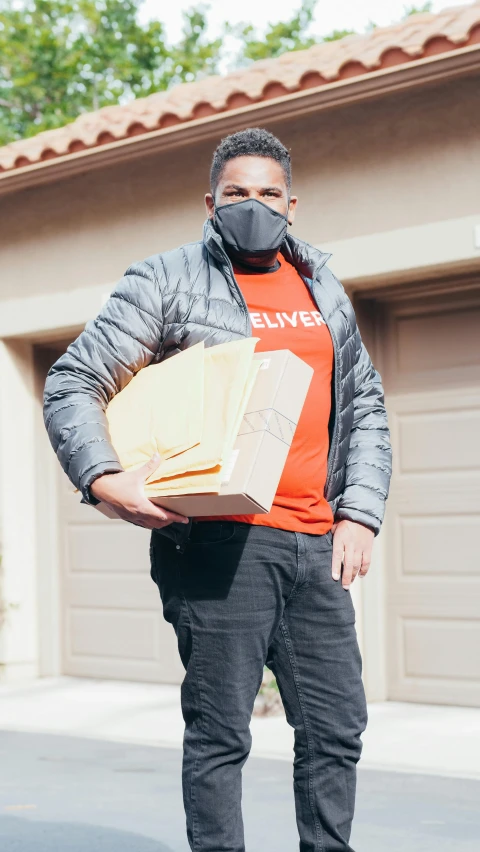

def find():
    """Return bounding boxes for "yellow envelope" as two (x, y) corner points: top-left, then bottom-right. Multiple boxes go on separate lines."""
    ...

(106, 342), (205, 471)
(145, 355), (260, 496)
(146, 338), (260, 494)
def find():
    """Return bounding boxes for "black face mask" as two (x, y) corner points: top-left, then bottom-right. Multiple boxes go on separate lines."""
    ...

(214, 198), (288, 260)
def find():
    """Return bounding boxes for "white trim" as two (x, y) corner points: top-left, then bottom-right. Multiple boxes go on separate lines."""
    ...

(1, 215), (479, 341)
(322, 214), (480, 287)
(361, 525), (389, 701)
(0, 283), (113, 340)
(33, 353), (62, 677)
(0, 341), (39, 680)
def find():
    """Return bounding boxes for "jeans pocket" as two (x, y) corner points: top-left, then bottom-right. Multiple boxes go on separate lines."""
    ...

(149, 535), (158, 583)
(189, 521), (236, 545)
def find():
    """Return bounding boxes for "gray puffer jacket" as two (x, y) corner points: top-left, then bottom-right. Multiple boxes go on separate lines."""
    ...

(44, 219), (392, 545)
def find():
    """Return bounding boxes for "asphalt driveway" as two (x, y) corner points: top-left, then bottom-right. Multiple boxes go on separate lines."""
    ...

(0, 730), (479, 851)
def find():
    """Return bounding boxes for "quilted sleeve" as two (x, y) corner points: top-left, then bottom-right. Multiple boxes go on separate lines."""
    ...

(334, 331), (392, 535)
(43, 260), (163, 504)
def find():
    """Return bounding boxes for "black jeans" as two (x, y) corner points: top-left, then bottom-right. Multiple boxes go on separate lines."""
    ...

(150, 521), (367, 852)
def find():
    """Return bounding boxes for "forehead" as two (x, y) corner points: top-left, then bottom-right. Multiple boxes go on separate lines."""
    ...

(218, 155), (287, 189)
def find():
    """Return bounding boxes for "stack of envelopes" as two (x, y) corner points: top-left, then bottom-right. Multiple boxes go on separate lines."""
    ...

(106, 339), (260, 496)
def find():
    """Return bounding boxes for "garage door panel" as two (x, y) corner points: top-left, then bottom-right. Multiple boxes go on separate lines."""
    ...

(64, 655), (183, 683)
(380, 289), (480, 706)
(65, 573), (158, 609)
(63, 607), (184, 683)
(389, 677), (480, 706)
(67, 523), (151, 573)
(400, 514), (480, 576)
(68, 607), (161, 661)
(389, 479), (480, 513)
(398, 408), (480, 473)
(388, 588), (480, 620)
(396, 306), (480, 374)
(58, 467), (184, 684)
(403, 618), (480, 681)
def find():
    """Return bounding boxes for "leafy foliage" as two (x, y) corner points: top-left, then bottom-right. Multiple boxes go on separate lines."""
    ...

(232, 0), (318, 63)
(403, 2), (433, 15)
(0, 0), (439, 146)
(230, 0), (356, 65)
(322, 29), (357, 43)
(0, 0), (221, 144)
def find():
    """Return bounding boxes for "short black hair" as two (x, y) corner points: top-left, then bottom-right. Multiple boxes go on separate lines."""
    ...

(210, 128), (292, 194)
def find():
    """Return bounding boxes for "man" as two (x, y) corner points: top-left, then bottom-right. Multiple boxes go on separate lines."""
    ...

(44, 128), (392, 852)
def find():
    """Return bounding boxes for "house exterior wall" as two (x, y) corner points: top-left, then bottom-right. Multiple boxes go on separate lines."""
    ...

(0, 75), (479, 694)
(1, 76), (479, 303)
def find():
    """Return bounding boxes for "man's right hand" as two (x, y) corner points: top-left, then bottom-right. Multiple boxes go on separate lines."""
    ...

(90, 454), (189, 529)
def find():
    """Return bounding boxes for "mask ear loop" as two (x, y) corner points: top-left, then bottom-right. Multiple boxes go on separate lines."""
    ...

(286, 195), (293, 226)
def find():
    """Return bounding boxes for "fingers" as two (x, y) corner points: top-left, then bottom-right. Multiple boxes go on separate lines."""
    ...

(335, 537), (363, 590)
(359, 552), (371, 578)
(116, 499), (189, 530)
(158, 508), (190, 524)
(341, 543), (355, 590)
(331, 537), (344, 581)
(139, 453), (162, 481)
(138, 501), (188, 529)
(133, 455), (189, 528)
(331, 520), (374, 587)
(115, 503), (167, 529)
(351, 553), (363, 588)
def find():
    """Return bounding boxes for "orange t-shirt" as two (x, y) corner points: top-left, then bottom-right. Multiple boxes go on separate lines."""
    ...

(220, 254), (334, 535)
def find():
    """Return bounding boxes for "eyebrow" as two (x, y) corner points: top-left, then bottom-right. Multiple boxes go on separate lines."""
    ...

(222, 183), (283, 193)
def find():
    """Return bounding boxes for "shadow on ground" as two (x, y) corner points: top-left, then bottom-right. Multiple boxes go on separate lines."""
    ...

(1, 730), (480, 851)
(0, 816), (171, 852)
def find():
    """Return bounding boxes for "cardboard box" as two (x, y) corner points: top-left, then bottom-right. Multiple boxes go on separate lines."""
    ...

(95, 349), (313, 519)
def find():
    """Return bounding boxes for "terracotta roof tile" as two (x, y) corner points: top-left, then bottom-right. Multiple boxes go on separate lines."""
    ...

(1, 1), (479, 172)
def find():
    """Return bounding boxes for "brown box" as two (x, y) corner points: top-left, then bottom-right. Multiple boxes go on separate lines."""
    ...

(96, 349), (313, 519)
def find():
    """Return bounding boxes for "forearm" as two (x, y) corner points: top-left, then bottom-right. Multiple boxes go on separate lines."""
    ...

(44, 260), (164, 499)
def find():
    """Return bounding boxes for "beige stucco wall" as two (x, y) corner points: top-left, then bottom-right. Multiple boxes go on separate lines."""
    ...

(0, 72), (479, 687)
(1, 75), (479, 305)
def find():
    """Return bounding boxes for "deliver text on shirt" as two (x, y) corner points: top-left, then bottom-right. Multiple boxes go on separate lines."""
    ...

(249, 310), (326, 330)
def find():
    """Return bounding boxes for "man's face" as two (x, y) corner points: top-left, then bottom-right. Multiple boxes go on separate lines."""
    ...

(205, 155), (297, 225)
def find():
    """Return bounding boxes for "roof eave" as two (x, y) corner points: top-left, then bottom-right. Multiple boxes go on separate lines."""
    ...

(1, 43), (479, 198)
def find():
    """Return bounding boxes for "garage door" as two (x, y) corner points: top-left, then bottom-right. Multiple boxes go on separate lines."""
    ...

(38, 341), (183, 684)
(59, 470), (184, 683)
(379, 286), (480, 707)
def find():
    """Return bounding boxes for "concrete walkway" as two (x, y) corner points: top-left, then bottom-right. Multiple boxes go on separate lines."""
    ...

(1, 677), (480, 780)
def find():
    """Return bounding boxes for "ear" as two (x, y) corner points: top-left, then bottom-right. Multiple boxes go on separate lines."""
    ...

(287, 196), (298, 226)
(205, 193), (215, 220)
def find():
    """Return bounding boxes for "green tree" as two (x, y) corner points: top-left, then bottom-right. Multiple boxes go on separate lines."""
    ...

(0, 0), (436, 148)
(233, 0), (317, 64)
(403, 2), (433, 15)
(0, 0), (222, 144)
(152, 6), (222, 90)
(322, 29), (357, 43)
(230, 0), (354, 65)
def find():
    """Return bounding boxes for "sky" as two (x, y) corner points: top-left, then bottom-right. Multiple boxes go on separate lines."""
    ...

(139, 0), (473, 44)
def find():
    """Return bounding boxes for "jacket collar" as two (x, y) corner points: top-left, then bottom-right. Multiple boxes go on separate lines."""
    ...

(202, 218), (331, 281)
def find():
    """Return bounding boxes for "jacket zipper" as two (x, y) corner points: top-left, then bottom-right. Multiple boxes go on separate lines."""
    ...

(221, 252), (252, 336)
(303, 271), (341, 501)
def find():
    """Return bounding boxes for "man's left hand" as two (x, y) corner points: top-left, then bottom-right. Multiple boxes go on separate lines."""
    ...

(331, 520), (375, 590)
